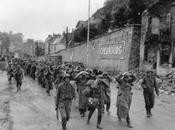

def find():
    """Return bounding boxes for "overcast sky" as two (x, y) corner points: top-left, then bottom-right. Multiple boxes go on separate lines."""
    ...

(0, 0), (105, 41)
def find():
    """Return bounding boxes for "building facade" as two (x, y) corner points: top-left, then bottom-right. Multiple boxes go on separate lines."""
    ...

(140, 0), (175, 75)
(24, 39), (36, 57)
(50, 36), (66, 54)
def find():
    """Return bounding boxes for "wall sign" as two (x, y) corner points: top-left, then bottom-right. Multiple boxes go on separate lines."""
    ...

(99, 41), (125, 59)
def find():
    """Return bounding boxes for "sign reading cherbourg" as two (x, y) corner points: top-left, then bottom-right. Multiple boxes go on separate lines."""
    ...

(100, 41), (125, 59)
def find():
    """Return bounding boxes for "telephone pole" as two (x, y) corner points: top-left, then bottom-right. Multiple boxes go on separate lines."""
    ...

(87, 0), (90, 66)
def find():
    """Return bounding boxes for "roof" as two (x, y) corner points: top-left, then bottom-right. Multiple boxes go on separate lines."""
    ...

(76, 21), (87, 28)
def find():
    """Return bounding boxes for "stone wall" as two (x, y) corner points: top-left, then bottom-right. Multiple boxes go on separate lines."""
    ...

(58, 25), (141, 72)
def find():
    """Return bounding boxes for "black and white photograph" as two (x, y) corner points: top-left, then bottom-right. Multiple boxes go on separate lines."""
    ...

(0, 0), (175, 130)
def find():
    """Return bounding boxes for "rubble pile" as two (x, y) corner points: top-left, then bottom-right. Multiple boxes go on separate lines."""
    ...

(132, 70), (175, 96)
(158, 72), (175, 96)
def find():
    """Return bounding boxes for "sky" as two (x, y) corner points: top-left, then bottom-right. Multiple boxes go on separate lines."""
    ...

(0, 0), (105, 41)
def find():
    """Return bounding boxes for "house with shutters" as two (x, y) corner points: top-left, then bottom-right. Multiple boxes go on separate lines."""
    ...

(140, 0), (175, 75)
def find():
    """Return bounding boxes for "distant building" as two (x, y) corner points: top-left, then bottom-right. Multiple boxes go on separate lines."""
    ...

(44, 33), (69, 55)
(24, 39), (36, 57)
(90, 9), (105, 28)
(76, 21), (87, 29)
(45, 34), (61, 55)
(50, 35), (66, 54)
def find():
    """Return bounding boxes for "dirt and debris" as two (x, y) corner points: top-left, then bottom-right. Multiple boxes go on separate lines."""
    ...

(130, 70), (175, 96)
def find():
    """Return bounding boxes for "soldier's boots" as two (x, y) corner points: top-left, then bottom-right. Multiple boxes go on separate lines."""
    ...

(149, 109), (152, 116)
(17, 86), (21, 92)
(62, 125), (66, 130)
(146, 108), (152, 118)
(97, 124), (103, 129)
(127, 122), (133, 128)
(97, 115), (103, 129)
(67, 117), (69, 121)
(81, 112), (85, 117)
(126, 116), (133, 128)
(118, 116), (122, 122)
(47, 90), (50, 96)
(62, 118), (67, 130)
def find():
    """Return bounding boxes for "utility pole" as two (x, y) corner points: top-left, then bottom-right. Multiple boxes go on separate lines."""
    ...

(66, 27), (69, 48)
(87, 0), (90, 66)
(0, 40), (2, 55)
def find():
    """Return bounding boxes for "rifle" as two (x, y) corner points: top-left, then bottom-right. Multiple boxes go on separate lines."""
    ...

(56, 109), (60, 125)
(54, 95), (60, 125)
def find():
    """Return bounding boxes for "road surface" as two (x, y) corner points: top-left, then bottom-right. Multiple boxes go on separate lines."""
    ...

(0, 72), (175, 130)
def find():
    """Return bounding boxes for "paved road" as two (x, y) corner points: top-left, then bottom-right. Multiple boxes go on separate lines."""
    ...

(0, 72), (175, 130)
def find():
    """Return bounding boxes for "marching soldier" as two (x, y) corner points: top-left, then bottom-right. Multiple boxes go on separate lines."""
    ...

(27, 61), (32, 76)
(55, 73), (75, 130)
(14, 65), (23, 92)
(141, 70), (159, 118)
(44, 66), (53, 96)
(31, 62), (37, 80)
(7, 63), (13, 84)
(84, 78), (107, 129)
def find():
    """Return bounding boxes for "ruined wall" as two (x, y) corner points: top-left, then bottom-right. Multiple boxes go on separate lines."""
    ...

(139, 11), (150, 69)
(129, 26), (141, 70)
(170, 2), (175, 40)
(140, 1), (175, 69)
(58, 25), (141, 72)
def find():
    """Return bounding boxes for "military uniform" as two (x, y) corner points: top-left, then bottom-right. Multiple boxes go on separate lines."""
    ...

(44, 67), (53, 95)
(55, 75), (75, 130)
(7, 64), (13, 84)
(14, 66), (23, 92)
(84, 79), (107, 129)
(31, 63), (36, 80)
(141, 71), (159, 117)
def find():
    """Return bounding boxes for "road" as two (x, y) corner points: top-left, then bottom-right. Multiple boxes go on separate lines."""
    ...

(0, 72), (175, 130)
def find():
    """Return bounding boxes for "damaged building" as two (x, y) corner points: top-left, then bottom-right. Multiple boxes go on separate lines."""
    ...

(140, 0), (175, 75)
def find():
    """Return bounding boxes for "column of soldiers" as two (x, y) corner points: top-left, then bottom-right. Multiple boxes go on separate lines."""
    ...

(6, 58), (159, 130)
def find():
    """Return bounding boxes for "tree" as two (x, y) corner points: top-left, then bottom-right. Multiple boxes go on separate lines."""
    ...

(73, 24), (101, 43)
(111, 6), (127, 28)
(126, 0), (146, 24)
(0, 33), (10, 54)
(100, 12), (112, 33)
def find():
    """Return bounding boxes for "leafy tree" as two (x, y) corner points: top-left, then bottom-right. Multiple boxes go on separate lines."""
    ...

(73, 0), (149, 43)
(126, 0), (146, 24)
(0, 33), (10, 53)
(73, 24), (100, 43)
(100, 12), (112, 33)
(111, 6), (127, 28)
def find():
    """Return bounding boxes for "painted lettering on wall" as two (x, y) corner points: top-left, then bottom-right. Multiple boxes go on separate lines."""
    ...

(100, 41), (125, 59)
